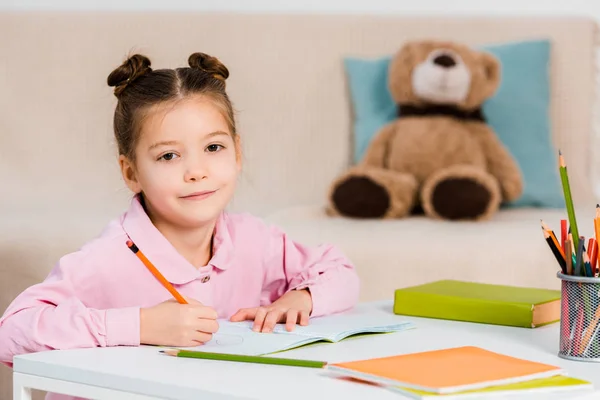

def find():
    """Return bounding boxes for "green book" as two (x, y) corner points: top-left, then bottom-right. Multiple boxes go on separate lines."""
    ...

(389, 375), (592, 399)
(393, 280), (561, 328)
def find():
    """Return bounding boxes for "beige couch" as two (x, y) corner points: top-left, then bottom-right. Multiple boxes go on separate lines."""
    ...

(1, 12), (599, 400)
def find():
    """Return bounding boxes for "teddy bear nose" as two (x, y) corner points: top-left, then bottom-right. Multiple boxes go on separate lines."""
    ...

(433, 54), (456, 68)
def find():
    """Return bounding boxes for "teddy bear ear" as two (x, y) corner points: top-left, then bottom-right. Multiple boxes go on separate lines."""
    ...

(479, 52), (501, 96)
(393, 42), (418, 68)
(388, 41), (425, 103)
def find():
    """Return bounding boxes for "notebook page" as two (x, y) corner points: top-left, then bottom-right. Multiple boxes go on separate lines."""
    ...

(175, 320), (317, 356)
(229, 310), (415, 342)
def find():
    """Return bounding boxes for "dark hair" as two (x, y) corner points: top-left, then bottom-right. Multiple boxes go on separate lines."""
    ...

(106, 52), (236, 162)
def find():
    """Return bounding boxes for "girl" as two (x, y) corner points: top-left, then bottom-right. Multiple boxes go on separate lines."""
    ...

(0, 53), (360, 373)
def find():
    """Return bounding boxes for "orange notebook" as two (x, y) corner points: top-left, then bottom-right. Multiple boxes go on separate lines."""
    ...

(326, 346), (565, 394)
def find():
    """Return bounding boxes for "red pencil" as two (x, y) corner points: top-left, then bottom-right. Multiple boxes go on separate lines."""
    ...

(561, 219), (567, 252)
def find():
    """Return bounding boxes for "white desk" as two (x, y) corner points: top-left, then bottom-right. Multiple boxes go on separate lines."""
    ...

(12, 301), (600, 400)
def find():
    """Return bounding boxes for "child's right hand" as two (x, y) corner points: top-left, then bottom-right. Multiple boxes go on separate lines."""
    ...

(140, 298), (219, 347)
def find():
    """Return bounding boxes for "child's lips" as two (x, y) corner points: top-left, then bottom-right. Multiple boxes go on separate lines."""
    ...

(180, 190), (217, 200)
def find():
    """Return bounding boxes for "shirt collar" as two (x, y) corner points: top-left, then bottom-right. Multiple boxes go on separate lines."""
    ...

(120, 195), (233, 285)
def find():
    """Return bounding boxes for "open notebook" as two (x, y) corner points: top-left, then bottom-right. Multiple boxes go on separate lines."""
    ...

(175, 309), (415, 356)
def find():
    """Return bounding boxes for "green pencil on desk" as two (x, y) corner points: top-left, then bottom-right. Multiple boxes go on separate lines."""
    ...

(559, 150), (579, 249)
(160, 349), (327, 368)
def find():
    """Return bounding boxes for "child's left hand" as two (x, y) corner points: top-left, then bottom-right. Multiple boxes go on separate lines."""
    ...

(229, 289), (313, 333)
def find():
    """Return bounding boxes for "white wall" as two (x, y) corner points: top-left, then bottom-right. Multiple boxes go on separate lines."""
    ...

(0, 0), (598, 19)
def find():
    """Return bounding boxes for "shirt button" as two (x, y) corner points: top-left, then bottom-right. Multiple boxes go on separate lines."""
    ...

(201, 275), (211, 283)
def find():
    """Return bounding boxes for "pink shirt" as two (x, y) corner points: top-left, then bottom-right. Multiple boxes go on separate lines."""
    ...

(0, 196), (359, 399)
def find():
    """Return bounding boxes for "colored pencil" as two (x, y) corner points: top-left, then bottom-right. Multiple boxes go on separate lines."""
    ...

(558, 150), (579, 249)
(543, 229), (566, 273)
(569, 233), (576, 268)
(126, 240), (188, 304)
(583, 251), (593, 278)
(582, 308), (600, 355)
(561, 219), (567, 252)
(592, 247), (598, 277)
(160, 349), (327, 368)
(589, 238), (598, 276)
(595, 205), (600, 274)
(565, 238), (573, 275)
(569, 233), (575, 251)
(541, 220), (565, 259)
(574, 236), (585, 276)
(574, 306), (585, 355)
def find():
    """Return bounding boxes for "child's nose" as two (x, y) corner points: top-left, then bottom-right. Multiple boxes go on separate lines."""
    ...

(183, 161), (208, 182)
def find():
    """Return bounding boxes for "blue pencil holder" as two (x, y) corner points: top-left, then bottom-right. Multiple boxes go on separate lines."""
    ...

(557, 272), (600, 362)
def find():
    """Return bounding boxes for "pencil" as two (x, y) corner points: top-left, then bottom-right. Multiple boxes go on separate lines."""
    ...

(582, 308), (600, 355)
(583, 251), (593, 278)
(595, 205), (600, 274)
(126, 240), (188, 304)
(558, 150), (579, 249)
(589, 238), (598, 276)
(561, 219), (567, 252)
(574, 306), (585, 355)
(541, 220), (565, 259)
(574, 236), (585, 276)
(543, 229), (566, 273)
(569, 233), (576, 266)
(565, 238), (573, 275)
(160, 349), (327, 368)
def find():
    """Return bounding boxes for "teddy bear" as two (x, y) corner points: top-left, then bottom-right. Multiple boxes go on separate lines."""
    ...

(328, 39), (524, 221)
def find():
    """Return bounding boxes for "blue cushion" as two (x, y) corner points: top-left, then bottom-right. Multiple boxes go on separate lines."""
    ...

(343, 39), (564, 208)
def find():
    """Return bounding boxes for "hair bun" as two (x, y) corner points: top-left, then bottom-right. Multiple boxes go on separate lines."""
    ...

(107, 54), (152, 97)
(188, 52), (229, 81)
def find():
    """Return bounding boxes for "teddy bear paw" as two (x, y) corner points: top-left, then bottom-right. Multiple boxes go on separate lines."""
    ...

(430, 177), (494, 220)
(501, 178), (524, 203)
(332, 176), (391, 218)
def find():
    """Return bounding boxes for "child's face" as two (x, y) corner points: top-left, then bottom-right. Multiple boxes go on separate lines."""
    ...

(120, 96), (241, 228)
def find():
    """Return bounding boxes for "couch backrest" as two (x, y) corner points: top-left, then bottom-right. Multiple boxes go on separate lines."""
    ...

(0, 13), (598, 221)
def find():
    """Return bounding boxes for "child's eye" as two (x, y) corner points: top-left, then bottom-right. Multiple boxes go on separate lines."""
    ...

(206, 144), (224, 153)
(158, 152), (178, 161)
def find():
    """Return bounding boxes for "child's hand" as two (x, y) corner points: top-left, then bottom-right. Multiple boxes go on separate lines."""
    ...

(140, 297), (219, 347)
(229, 289), (313, 333)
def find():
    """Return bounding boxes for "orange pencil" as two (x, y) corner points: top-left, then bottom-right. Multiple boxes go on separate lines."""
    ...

(127, 240), (188, 304)
(542, 229), (566, 273)
(541, 220), (565, 259)
(581, 307), (600, 354)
